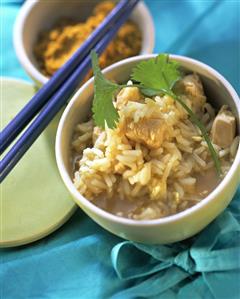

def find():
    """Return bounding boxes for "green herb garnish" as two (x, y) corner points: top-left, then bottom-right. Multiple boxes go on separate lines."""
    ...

(91, 51), (221, 175)
(131, 54), (181, 91)
(91, 51), (119, 128)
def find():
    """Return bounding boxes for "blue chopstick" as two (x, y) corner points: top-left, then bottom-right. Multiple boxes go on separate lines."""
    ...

(0, 0), (133, 154)
(0, 0), (140, 182)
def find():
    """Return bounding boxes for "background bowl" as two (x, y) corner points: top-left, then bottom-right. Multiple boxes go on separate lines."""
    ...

(56, 54), (240, 244)
(13, 0), (155, 86)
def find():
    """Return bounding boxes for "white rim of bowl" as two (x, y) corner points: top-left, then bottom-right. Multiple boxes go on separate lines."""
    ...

(13, 0), (47, 84)
(13, 0), (155, 85)
(56, 55), (240, 227)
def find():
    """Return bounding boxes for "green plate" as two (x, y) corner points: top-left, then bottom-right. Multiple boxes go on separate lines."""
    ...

(0, 78), (76, 247)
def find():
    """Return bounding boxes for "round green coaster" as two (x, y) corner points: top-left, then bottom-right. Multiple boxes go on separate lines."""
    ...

(0, 78), (76, 247)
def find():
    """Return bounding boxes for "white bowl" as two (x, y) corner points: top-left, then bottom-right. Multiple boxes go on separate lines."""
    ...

(13, 0), (155, 86)
(56, 54), (240, 244)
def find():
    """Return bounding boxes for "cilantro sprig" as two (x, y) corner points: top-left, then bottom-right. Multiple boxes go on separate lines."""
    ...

(91, 51), (119, 128)
(131, 54), (181, 92)
(91, 51), (221, 175)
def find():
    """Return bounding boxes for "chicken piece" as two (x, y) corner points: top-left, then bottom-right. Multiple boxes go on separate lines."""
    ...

(175, 74), (206, 112)
(211, 106), (236, 148)
(125, 118), (167, 149)
(116, 86), (142, 109)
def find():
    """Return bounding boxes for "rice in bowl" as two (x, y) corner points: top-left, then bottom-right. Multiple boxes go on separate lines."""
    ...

(71, 74), (239, 220)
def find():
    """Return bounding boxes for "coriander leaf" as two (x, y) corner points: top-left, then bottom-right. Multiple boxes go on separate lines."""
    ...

(91, 51), (119, 129)
(131, 54), (181, 91)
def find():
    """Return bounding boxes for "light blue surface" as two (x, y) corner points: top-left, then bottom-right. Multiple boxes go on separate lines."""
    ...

(1, 1), (240, 298)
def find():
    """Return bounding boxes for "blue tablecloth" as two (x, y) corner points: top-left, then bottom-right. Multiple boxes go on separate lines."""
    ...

(1, 1), (240, 298)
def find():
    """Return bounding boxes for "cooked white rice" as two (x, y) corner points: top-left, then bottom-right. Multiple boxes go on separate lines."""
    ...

(71, 76), (239, 220)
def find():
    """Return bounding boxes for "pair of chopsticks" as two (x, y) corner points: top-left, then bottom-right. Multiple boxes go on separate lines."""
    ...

(0, 0), (140, 182)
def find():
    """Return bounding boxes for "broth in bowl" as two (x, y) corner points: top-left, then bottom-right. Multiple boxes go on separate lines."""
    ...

(70, 55), (239, 221)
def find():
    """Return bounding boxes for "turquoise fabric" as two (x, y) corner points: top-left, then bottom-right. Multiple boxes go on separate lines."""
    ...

(0, 1), (240, 298)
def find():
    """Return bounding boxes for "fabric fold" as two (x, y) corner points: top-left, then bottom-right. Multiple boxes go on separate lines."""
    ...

(111, 202), (240, 298)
